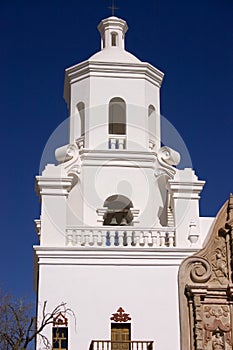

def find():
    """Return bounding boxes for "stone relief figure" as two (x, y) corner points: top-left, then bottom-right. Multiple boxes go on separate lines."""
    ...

(212, 332), (224, 350)
(211, 246), (228, 285)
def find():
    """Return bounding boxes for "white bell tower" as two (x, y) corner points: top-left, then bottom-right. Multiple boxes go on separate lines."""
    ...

(34, 15), (208, 350)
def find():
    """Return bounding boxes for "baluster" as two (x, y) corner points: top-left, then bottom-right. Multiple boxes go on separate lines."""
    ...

(156, 231), (160, 246)
(100, 230), (106, 246)
(118, 230), (124, 247)
(109, 231), (115, 246)
(148, 231), (153, 246)
(131, 231), (135, 246)
(144, 231), (149, 246)
(118, 138), (125, 149)
(139, 231), (145, 246)
(160, 231), (166, 247)
(84, 231), (90, 246)
(88, 230), (94, 246)
(151, 230), (157, 247)
(92, 230), (98, 247)
(110, 138), (117, 149)
(134, 231), (140, 247)
(73, 230), (78, 246)
(77, 230), (82, 246)
(125, 231), (131, 246)
(80, 229), (86, 246)
(168, 231), (175, 247)
(115, 231), (119, 246)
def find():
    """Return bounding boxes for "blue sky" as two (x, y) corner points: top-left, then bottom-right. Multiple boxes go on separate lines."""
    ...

(1, 0), (233, 300)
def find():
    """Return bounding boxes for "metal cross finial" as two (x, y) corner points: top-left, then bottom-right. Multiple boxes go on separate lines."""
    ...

(108, 0), (119, 16)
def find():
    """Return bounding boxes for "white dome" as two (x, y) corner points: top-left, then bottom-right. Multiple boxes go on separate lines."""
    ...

(89, 47), (141, 64)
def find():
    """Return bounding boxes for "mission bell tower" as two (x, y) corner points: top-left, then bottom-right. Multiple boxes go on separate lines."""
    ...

(35, 15), (208, 350)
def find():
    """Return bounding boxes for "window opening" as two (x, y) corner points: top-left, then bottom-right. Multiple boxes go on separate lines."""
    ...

(111, 33), (117, 46)
(109, 98), (126, 135)
(52, 313), (68, 350)
(103, 195), (133, 226)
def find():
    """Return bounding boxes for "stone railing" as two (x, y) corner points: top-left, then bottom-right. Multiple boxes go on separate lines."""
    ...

(66, 226), (175, 247)
(89, 340), (153, 350)
(109, 135), (126, 149)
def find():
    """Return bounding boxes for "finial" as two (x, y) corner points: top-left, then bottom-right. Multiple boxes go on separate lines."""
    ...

(108, 0), (119, 16)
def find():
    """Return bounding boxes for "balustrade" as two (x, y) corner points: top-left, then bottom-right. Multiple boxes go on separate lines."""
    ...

(89, 341), (153, 350)
(66, 226), (175, 247)
(109, 135), (126, 149)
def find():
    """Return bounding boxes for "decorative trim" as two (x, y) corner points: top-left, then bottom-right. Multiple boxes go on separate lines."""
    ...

(110, 307), (131, 322)
(64, 60), (164, 103)
(53, 312), (68, 327)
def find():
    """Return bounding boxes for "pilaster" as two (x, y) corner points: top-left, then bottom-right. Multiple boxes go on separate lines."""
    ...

(36, 165), (73, 246)
(167, 168), (205, 248)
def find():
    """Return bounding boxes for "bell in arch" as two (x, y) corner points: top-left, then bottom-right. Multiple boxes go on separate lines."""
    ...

(110, 216), (118, 225)
(120, 217), (128, 226)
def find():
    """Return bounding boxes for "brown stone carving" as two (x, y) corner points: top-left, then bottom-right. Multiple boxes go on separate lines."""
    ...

(179, 194), (233, 350)
(110, 307), (131, 322)
(53, 312), (68, 326)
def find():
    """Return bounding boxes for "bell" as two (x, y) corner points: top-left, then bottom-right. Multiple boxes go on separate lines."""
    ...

(120, 217), (128, 226)
(110, 216), (118, 225)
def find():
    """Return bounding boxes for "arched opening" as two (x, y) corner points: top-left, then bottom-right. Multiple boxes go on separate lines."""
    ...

(103, 194), (133, 226)
(111, 32), (118, 46)
(109, 97), (126, 135)
(148, 104), (156, 144)
(77, 102), (85, 137)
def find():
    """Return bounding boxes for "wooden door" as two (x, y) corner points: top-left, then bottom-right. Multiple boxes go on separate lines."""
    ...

(111, 326), (130, 350)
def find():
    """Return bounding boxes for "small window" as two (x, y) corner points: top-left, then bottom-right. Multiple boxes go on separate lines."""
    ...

(109, 97), (126, 135)
(53, 327), (68, 350)
(52, 313), (68, 350)
(111, 33), (117, 47)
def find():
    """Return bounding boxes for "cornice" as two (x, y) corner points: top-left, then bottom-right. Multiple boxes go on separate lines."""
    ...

(79, 149), (157, 168)
(34, 245), (199, 267)
(64, 60), (164, 103)
(168, 180), (206, 199)
(36, 176), (73, 196)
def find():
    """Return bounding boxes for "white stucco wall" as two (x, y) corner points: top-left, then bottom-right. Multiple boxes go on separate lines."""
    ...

(36, 251), (184, 350)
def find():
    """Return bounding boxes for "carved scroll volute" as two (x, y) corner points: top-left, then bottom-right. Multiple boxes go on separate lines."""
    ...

(189, 257), (212, 284)
(178, 195), (233, 350)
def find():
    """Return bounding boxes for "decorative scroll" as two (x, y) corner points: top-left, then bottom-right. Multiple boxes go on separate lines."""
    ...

(53, 312), (68, 327)
(179, 194), (233, 350)
(110, 307), (131, 322)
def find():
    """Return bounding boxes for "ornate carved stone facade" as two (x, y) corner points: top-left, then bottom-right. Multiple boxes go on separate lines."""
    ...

(179, 194), (233, 350)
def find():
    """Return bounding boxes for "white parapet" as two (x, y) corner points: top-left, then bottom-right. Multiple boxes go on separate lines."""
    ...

(66, 226), (175, 248)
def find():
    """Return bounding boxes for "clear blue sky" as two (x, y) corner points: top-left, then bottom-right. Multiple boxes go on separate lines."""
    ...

(1, 0), (232, 300)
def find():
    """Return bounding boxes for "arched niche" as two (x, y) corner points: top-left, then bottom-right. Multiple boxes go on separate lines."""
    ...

(76, 102), (85, 137)
(148, 104), (156, 139)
